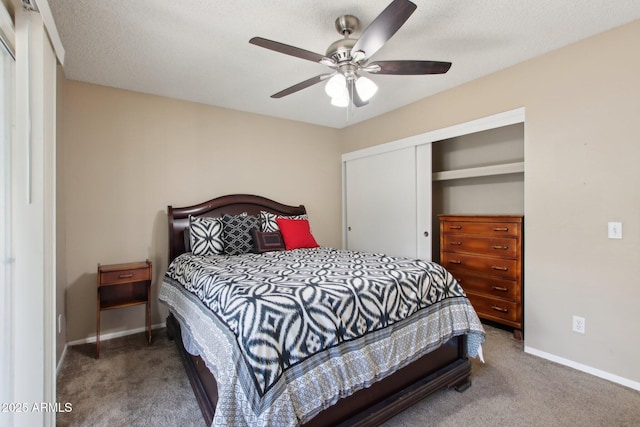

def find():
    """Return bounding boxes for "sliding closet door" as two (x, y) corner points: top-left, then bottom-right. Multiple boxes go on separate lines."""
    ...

(416, 143), (432, 260)
(345, 147), (417, 258)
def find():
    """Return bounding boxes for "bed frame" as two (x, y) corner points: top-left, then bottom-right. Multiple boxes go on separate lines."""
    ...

(166, 194), (472, 426)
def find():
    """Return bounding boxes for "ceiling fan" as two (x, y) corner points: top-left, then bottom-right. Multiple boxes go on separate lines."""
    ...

(249, 0), (451, 108)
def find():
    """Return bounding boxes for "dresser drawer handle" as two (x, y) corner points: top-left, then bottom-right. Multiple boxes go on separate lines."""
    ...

(118, 273), (134, 279)
(492, 305), (509, 313)
(491, 285), (509, 292)
(492, 227), (509, 232)
(449, 225), (462, 230)
(449, 241), (462, 246)
(449, 260), (462, 265)
(492, 245), (509, 250)
(491, 265), (509, 271)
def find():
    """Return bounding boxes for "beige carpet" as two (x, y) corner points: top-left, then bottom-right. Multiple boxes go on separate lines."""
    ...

(57, 325), (640, 426)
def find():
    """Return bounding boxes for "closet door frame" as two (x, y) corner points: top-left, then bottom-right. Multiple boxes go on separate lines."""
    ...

(342, 107), (525, 259)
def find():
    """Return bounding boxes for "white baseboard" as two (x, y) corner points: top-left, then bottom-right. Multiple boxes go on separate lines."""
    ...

(56, 343), (68, 377)
(66, 322), (166, 347)
(524, 346), (640, 391)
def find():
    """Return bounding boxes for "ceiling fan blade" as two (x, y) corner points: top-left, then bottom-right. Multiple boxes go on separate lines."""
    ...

(271, 74), (332, 98)
(348, 79), (369, 108)
(351, 0), (417, 59)
(250, 37), (325, 63)
(369, 60), (452, 75)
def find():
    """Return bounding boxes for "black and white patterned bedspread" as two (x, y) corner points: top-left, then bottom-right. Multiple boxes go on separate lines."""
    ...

(161, 247), (485, 426)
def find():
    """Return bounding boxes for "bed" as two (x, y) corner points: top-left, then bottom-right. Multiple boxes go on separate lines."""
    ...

(159, 194), (484, 426)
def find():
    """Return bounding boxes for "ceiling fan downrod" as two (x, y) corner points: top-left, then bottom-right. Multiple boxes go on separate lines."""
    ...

(325, 15), (361, 65)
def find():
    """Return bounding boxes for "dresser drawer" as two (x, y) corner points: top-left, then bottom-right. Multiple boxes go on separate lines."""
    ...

(441, 220), (521, 238)
(100, 265), (151, 286)
(465, 292), (520, 324)
(442, 234), (518, 258)
(441, 252), (519, 280)
(452, 271), (521, 302)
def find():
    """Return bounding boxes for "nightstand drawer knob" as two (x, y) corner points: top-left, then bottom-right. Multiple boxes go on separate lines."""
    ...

(492, 305), (509, 313)
(491, 265), (508, 271)
(449, 260), (462, 265)
(449, 225), (462, 230)
(491, 285), (509, 292)
(450, 241), (462, 246)
(492, 245), (509, 250)
(118, 273), (134, 279)
(492, 227), (509, 232)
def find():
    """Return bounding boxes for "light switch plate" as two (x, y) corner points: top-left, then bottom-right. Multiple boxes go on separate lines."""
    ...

(607, 222), (622, 239)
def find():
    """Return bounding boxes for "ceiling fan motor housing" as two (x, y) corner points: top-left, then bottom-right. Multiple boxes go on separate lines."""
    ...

(326, 38), (357, 64)
(326, 15), (362, 64)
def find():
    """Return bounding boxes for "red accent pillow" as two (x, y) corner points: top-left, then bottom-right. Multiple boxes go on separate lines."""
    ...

(275, 218), (319, 250)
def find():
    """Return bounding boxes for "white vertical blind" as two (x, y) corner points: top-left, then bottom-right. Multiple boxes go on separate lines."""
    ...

(0, 5), (14, 427)
(12, 8), (58, 427)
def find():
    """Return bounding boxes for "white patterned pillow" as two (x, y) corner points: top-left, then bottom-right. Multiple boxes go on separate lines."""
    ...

(260, 211), (308, 232)
(189, 216), (224, 256)
(223, 214), (260, 255)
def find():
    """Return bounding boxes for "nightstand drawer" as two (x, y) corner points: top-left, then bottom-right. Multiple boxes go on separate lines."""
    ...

(441, 252), (518, 280)
(465, 292), (520, 324)
(100, 265), (151, 285)
(441, 221), (521, 238)
(453, 272), (521, 301)
(442, 234), (518, 258)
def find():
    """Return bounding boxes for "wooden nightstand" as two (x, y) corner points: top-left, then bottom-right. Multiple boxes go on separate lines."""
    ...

(96, 260), (152, 358)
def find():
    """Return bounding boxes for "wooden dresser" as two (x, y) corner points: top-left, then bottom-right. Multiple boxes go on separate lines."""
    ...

(439, 215), (523, 339)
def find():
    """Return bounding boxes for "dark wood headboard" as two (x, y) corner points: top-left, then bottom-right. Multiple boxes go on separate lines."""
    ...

(167, 194), (307, 263)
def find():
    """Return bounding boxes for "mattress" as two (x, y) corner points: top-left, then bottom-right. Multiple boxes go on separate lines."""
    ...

(160, 247), (485, 426)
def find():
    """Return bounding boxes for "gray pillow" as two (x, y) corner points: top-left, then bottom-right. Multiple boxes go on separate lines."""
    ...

(223, 214), (259, 255)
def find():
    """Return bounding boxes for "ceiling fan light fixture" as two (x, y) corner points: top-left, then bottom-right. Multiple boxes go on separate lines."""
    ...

(325, 73), (346, 98)
(331, 94), (349, 108)
(355, 76), (378, 101)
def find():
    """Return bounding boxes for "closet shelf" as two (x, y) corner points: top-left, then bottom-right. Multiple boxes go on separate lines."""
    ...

(432, 161), (524, 182)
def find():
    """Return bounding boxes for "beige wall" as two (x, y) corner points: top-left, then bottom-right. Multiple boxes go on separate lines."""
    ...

(60, 81), (341, 342)
(341, 20), (640, 384)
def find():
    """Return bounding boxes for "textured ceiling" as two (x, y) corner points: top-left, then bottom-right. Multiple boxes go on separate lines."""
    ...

(49, 1), (640, 129)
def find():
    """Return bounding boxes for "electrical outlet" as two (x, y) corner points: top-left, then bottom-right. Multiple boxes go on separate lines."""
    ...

(572, 316), (585, 334)
(608, 222), (622, 239)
